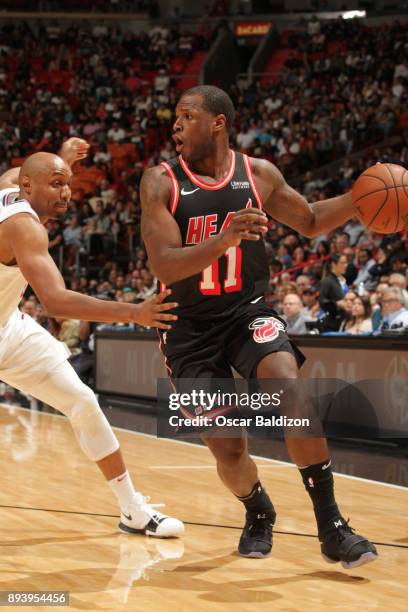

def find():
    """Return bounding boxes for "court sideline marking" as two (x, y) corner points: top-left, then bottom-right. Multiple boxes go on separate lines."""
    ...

(0, 502), (406, 550)
(117, 427), (408, 492)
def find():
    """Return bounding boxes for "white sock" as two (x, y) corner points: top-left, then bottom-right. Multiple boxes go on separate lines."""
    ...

(108, 471), (142, 513)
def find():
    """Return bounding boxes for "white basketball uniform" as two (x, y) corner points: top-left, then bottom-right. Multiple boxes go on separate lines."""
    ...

(0, 188), (184, 535)
(0, 186), (121, 462)
(0, 188), (70, 390)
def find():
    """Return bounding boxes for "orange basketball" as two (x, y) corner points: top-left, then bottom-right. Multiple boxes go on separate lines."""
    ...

(351, 163), (408, 234)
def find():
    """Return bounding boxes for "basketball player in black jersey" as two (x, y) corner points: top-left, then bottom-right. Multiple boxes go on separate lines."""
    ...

(141, 85), (377, 568)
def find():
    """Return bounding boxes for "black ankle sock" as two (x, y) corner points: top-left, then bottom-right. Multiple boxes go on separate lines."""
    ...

(237, 481), (276, 519)
(299, 460), (343, 535)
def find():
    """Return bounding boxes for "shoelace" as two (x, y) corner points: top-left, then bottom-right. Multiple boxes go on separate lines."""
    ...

(139, 496), (166, 523)
(247, 514), (273, 539)
(333, 519), (355, 543)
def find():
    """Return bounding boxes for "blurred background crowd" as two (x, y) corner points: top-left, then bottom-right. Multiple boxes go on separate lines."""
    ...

(0, 9), (406, 385)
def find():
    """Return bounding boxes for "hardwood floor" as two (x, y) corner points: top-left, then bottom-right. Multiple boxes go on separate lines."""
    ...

(0, 404), (406, 611)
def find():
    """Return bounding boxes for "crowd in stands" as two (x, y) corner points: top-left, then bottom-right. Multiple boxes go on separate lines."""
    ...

(233, 18), (407, 177)
(0, 19), (213, 270)
(267, 217), (408, 336)
(0, 1), (157, 14)
(0, 20), (211, 166)
(0, 16), (406, 385)
(1, 19), (405, 170)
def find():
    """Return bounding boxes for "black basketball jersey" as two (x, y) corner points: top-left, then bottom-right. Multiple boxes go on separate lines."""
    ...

(160, 150), (269, 321)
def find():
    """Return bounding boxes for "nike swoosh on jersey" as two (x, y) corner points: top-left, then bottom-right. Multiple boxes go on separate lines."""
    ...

(181, 187), (200, 196)
(250, 296), (263, 304)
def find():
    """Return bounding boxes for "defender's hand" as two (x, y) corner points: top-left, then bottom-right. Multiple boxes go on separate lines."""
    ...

(59, 138), (89, 167)
(133, 289), (178, 329)
(220, 207), (268, 248)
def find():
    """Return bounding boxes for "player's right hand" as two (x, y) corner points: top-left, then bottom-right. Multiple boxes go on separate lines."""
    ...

(220, 207), (268, 247)
(59, 137), (90, 167)
(133, 289), (178, 330)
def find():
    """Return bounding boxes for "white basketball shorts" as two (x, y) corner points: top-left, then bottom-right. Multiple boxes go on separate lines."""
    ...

(0, 309), (70, 391)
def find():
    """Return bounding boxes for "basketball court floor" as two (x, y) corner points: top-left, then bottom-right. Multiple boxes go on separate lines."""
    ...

(0, 403), (406, 611)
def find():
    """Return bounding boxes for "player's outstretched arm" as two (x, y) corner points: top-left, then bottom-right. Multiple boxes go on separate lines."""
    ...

(251, 158), (355, 238)
(4, 214), (178, 329)
(141, 166), (268, 285)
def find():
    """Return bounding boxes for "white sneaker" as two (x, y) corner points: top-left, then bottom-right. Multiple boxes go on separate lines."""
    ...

(118, 494), (184, 538)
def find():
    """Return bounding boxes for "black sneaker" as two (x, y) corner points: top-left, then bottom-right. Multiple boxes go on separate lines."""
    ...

(238, 510), (276, 558)
(320, 518), (378, 569)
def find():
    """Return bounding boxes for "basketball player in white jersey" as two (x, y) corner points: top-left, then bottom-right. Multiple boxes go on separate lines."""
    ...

(0, 139), (183, 538)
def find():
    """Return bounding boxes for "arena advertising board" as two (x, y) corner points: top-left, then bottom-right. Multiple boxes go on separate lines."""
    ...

(234, 21), (272, 37)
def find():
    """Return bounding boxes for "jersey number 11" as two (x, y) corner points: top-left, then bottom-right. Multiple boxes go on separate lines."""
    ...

(200, 246), (242, 295)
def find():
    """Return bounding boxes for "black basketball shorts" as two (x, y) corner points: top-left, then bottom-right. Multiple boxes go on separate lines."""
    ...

(158, 299), (305, 408)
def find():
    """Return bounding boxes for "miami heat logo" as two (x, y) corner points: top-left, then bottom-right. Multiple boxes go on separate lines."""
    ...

(249, 317), (285, 343)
